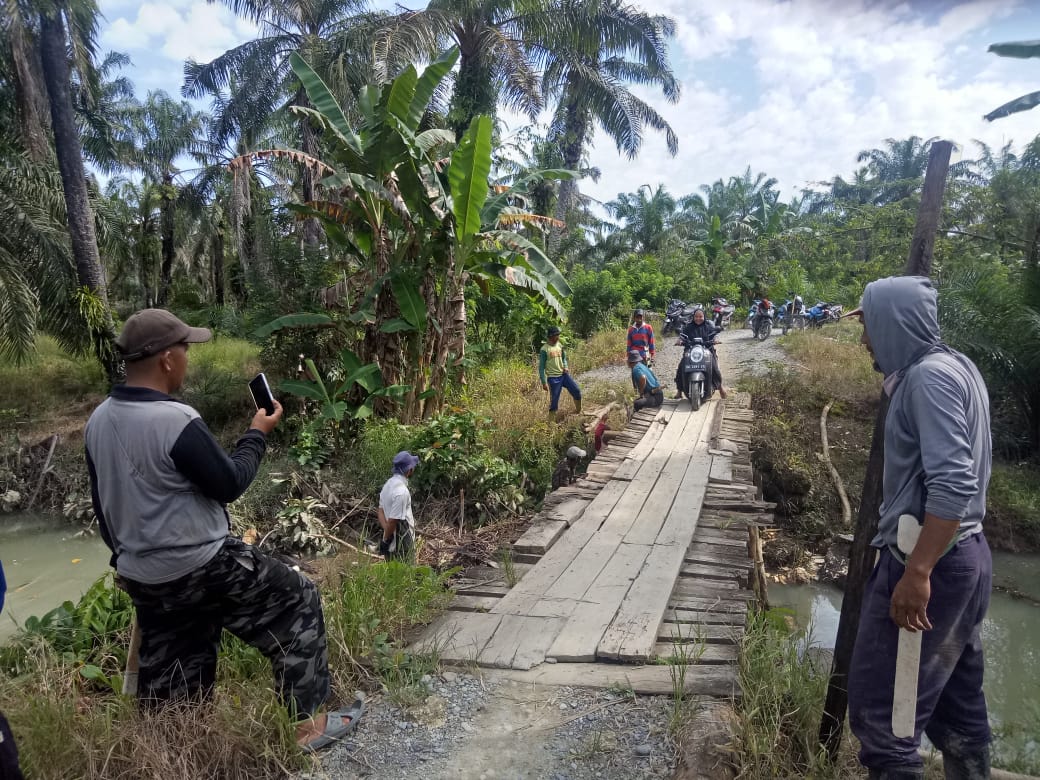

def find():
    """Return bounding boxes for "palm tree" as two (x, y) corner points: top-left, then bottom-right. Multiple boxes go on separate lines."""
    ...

(36, 0), (117, 377)
(183, 0), (409, 246)
(131, 91), (205, 305)
(604, 183), (677, 254)
(543, 0), (678, 250)
(381, 0), (612, 140)
(856, 135), (937, 205)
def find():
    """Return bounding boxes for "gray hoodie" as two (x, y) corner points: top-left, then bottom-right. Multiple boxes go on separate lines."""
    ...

(860, 276), (991, 549)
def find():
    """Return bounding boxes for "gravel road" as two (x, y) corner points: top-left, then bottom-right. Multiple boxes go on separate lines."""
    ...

(303, 672), (678, 780)
(579, 321), (786, 392)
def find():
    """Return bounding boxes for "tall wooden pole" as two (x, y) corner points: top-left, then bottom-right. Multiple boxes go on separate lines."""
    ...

(818, 140), (954, 758)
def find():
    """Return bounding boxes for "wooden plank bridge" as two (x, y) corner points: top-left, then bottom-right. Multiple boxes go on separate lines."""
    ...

(413, 393), (772, 696)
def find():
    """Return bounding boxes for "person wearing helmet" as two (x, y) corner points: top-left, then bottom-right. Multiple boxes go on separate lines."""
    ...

(628, 349), (663, 410)
(627, 308), (655, 365)
(538, 326), (581, 421)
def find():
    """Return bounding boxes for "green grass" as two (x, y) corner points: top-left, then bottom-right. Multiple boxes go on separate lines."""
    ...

(732, 609), (858, 779)
(986, 461), (1040, 551)
(0, 558), (451, 779)
(0, 335), (105, 424)
(180, 337), (262, 431)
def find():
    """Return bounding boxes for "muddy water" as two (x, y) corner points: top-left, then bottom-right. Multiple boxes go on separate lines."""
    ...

(0, 515), (110, 643)
(772, 551), (1040, 730)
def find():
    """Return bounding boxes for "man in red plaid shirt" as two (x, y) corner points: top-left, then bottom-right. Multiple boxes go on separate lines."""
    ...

(626, 309), (655, 364)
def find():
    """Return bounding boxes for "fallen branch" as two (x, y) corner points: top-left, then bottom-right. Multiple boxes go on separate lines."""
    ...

(27, 434), (59, 510)
(819, 401), (852, 527)
(320, 533), (384, 561)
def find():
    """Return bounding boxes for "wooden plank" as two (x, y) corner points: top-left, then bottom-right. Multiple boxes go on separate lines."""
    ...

(513, 520), (568, 554)
(680, 562), (745, 581)
(655, 450), (712, 547)
(494, 478), (629, 606)
(692, 528), (748, 547)
(657, 623), (742, 644)
(709, 454), (733, 484)
(597, 543), (687, 662)
(684, 552), (753, 571)
(513, 553), (542, 565)
(623, 409), (709, 546)
(669, 596), (749, 614)
(453, 582), (511, 598)
(450, 594), (500, 612)
(412, 612), (502, 662)
(653, 643), (739, 664)
(491, 662), (741, 698)
(663, 607), (746, 626)
(478, 615), (565, 670)
(544, 542), (651, 660)
(491, 593), (577, 618)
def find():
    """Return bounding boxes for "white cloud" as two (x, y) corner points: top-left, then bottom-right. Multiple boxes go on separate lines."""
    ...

(576, 0), (1038, 207)
(99, 1), (257, 65)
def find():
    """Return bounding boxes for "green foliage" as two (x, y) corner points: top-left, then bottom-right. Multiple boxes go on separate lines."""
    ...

(2, 573), (133, 680)
(0, 334), (106, 418)
(567, 267), (633, 337)
(180, 337), (260, 428)
(733, 609), (840, 778)
(409, 409), (527, 520)
(341, 418), (412, 497)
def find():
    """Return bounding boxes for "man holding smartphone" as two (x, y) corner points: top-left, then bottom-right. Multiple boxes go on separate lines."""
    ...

(85, 309), (359, 753)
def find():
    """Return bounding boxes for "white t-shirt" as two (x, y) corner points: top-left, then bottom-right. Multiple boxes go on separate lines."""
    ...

(379, 474), (415, 528)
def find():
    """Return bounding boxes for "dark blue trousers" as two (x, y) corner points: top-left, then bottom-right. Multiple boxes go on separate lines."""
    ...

(547, 373), (581, 411)
(848, 533), (992, 772)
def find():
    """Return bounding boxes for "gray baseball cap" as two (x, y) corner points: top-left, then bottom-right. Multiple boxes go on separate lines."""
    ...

(115, 309), (211, 361)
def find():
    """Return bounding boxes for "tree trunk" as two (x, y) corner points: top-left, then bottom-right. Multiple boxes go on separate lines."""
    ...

(139, 216), (154, 308)
(156, 172), (175, 305)
(548, 93), (588, 258)
(297, 89), (322, 249)
(448, 28), (498, 142)
(38, 6), (118, 381)
(212, 221), (226, 307)
(10, 20), (51, 162)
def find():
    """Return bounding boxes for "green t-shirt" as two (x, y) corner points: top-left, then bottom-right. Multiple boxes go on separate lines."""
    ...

(539, 341), (568, 383)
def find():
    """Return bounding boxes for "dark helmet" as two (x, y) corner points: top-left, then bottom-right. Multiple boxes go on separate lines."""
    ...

(633, 308), (645, 318)
(547, 325), (561, 337)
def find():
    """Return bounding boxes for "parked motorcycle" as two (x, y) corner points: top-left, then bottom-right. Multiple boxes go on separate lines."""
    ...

(679, 333), (716, 411)
(752, 305), (774, 341)
(804, 302), (843, 329)
(777, 296), (806, 335)
(744, 299), (761, 329)
(711, 297), (735, 330)
(662, 299), (686, 335)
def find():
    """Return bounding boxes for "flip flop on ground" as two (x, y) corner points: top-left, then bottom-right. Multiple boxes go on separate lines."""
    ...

(301, 695), (365, 754)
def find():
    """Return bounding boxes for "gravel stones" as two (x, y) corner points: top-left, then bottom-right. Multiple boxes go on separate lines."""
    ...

(297, 674), (678, 780)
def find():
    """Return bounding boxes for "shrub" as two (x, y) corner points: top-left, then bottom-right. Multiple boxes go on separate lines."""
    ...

(180, 337), (261, 430)
(408, 409), (526, 520)
(567, 267), (633, 337)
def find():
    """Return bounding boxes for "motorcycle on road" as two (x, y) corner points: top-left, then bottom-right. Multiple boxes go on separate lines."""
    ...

(679, 333), (716, 411)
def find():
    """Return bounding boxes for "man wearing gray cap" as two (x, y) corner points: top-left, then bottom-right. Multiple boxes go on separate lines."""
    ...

(85, 309), (359, 753)
(378, 451), (419, 560)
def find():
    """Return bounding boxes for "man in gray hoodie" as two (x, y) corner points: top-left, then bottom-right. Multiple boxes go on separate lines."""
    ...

(847, 276), (992, 780)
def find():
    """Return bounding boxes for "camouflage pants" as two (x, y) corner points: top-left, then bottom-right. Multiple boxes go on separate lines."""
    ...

(123, 537), (329, 719)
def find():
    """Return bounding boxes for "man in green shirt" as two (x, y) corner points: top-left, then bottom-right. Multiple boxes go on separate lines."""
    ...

(538, 326), (582, 421)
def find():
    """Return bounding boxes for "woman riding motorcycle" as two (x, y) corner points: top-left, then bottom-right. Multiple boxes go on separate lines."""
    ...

(674, 307), (727, 399)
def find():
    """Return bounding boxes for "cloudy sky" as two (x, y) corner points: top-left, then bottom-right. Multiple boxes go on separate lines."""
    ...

(97, 0), (1040, 206)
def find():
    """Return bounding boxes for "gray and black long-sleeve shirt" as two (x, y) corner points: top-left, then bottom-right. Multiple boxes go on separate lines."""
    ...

(85, 385), (266, 585)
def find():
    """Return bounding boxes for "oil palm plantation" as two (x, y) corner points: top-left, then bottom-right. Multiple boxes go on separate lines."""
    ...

(131, 91), (206, 306)
(604, 183), (678, 254)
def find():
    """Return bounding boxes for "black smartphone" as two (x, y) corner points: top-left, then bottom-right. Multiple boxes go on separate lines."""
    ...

(248, 372), (275, 415)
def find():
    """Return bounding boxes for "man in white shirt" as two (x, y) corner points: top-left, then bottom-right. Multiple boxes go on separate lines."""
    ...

(378, 451), (418, 561)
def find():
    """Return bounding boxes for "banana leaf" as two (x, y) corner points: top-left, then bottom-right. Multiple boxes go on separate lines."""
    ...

(984, 90), (1040, 121)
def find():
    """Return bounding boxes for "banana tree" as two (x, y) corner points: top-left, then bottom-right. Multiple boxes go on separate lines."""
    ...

(984, 40), (1040, 122)
(235, 47), (571, 421)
